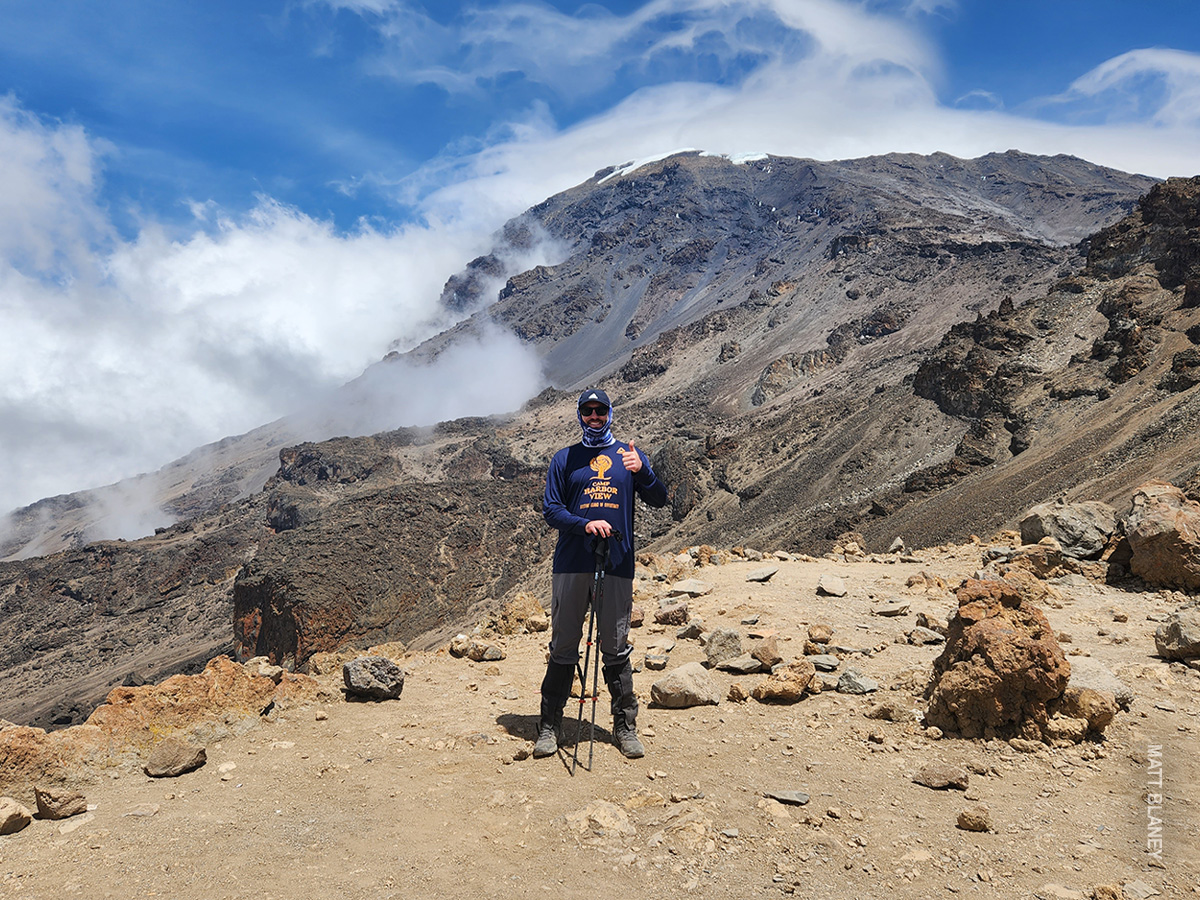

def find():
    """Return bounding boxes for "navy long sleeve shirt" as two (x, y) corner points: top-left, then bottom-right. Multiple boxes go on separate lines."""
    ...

(543, 441), (667, 578)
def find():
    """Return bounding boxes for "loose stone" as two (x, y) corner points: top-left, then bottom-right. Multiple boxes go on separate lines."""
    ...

(34, 786), (88, 820)
(836, 669), (879, 694)
(145, 737), (207, 778)
(956, 804), (992, 832)
(764, 789), (810, 805)
(746, 566), (780, 583)
(0, 797), (33, 834)
(914, 762), (970, 790)
(343, 655), (406, 700)
(816, 575), (848, 597)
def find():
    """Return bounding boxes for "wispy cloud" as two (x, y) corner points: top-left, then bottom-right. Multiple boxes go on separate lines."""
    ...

(0, 95), (111, 275)
(339, 0), (939, 107)
(1048, 48), (1200, 128)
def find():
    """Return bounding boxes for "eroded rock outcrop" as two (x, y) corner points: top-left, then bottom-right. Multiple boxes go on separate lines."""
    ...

(0, 658), (320, 804)
(924, 579), (1070, 741)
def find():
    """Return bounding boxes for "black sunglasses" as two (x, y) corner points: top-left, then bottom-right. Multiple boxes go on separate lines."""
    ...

(579, 405), (609, 417)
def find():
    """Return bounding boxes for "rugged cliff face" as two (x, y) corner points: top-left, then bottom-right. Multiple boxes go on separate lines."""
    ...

(403, 150), (1152, 392)
(8, 151), (1194, 731)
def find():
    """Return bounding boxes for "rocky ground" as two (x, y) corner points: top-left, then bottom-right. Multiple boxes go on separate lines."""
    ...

(3, 541), (1197, 900)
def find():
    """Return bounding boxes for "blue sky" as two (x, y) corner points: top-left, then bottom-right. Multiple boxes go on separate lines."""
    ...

(2, 0), (1199, 526)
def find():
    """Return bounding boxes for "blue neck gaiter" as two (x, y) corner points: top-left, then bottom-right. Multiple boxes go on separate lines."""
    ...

(578, 407), (615, 448)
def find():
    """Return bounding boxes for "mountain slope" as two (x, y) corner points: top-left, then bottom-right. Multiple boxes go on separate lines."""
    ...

(3, 150), (1184, 731)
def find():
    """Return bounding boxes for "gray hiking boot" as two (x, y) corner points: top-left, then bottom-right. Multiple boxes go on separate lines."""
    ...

(533, 720), (561, 758)
(614, 721), (645, 759)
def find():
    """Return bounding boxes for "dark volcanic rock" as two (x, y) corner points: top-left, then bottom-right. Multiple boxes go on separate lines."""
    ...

(234, 480), (553, 670)
(0, 513), (261, 730)
(1020, 499), (1116, 560)
(343, 656), (406, 700)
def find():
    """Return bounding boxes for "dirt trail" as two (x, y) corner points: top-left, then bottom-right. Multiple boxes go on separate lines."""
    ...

(3, 546), (1197, 900)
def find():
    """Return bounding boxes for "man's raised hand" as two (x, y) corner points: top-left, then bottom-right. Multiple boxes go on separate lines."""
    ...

(621, 438), (643, 473)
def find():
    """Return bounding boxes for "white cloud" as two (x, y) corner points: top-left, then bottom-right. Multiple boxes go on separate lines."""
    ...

(0, 94), (110, 275)
(306, 321), (546, 438)
(0, 100), (546, 517)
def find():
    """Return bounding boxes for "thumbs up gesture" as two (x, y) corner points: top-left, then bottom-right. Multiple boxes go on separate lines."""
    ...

(620, 439), (643, 473)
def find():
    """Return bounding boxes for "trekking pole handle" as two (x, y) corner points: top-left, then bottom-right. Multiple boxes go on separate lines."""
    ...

(592, 528), (623, 566)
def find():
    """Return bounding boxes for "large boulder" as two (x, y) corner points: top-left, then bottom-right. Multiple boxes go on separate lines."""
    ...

(0, 725), (108, 806)
(343, 655), (406, 700)
(1020, 499), (1116, 560)
(1154, 605), (1200, 660)
(650, 662), (721, 708)
(925, 579), (1070, 741)
(1122, 480), (1200, 590)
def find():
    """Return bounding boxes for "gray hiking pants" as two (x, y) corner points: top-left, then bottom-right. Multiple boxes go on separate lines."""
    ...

(547, 571), (633, 668)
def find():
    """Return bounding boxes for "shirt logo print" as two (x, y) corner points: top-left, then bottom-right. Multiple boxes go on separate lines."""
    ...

(590, 455), (613, 479)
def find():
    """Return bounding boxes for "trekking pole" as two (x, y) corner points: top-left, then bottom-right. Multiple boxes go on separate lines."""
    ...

(571, 529), (620, 775)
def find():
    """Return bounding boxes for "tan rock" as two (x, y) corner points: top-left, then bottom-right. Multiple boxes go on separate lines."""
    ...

(0, 797), (33, 834)
(752, 659), (816, 703)
(242, 656), (284, 683)
(807, 624), (833, 644)
(304, 649), (356, 676)
(1124, 480), (1200, 590)
(0, 724), (107, 805)
(1043, 716), (1090, 745)
(494, 592), (544, 635)
(995, 566), (1068, 608)
(956, 804), (992, 832)
(464, 640), (505, 662)
(144, 738), (207, 778)
(864, 699), (918, 723)
(750, 634), (783, 669)
(913, 762), (969, 790)
(655, 601), (691, 626)
(87, 657), (279, 751)
(650, 662), (721, 708)
(906, 571), (948, 592)
(1055, 688), (1117, 731)
(34, 786), (87, 820)
(1005, 537), (1068, 579)
(816, 574), (847, 597)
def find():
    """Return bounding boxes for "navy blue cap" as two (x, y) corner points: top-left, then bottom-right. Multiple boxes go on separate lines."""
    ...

(577, 388), (611, 409)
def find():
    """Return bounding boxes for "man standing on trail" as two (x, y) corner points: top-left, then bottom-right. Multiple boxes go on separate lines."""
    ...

(534, 388), (668, 759)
